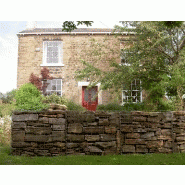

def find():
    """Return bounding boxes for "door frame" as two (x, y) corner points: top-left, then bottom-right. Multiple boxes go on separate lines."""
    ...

(78, 82), (102, 106)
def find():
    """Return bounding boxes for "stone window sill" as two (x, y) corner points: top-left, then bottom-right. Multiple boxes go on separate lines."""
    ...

(40, 64), (65, 67)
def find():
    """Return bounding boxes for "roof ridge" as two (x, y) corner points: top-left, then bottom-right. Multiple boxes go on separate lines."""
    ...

(17, 28), (136, 36)
(18, 27), (115, 34)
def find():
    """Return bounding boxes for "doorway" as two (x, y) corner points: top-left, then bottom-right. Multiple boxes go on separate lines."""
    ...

(82, 86), (98, 111)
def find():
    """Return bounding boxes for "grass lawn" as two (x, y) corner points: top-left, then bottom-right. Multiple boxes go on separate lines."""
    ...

(1, 145), (185, 165)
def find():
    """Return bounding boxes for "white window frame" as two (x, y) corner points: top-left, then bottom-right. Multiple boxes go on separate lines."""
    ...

(120, 50), (142, 67)
(120, 50), (132, 66)
(41, 41), (64, 67)
(122, 80), (142, 104)
(45, 79), (62, 96)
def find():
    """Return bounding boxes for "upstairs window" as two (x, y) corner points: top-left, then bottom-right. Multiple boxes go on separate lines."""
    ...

(43, 41), (63, 66)
(45, 79), (62, 96)
(120, 50), (132, 66)
(122, 79), (142, 103)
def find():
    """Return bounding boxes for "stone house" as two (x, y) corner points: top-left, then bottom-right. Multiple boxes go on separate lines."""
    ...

(17, 28), (142, 111)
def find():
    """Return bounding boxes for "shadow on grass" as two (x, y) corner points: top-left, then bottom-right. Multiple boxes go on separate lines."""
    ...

(1, 145), (185, 165)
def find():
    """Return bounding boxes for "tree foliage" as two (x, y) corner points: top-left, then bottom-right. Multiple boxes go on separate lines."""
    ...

(75, 21), (185, 111)
(0, 89), (17, 104)
(62, 21), (93, 32)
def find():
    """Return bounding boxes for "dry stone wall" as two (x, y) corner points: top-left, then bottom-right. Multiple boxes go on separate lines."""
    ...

(11, 110), (185, 156)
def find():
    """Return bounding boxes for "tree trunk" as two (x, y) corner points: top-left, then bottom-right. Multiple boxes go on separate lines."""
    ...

(42, 79), (47, 96)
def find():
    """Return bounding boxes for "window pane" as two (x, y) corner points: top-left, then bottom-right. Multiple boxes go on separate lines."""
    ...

(91, 88), (96, 101)
(46, 41), (61, 64)
(47, 84), (51, 91)
(124, 90), (130, 97)
(53, 52), (58, 58)
(53, 46), (58, 52)
(52, 79), (57, 84)
(84, 88), (89, 102)
(57, 91), (61, 96)
(48, 42), (52, 47)
(128, 90), (132, 96)
(52, 85), (56, 90)
(128, 97), (132, 102)
(132, 97), (135, 102)
(136, 80), (140, 85)
(57, 85), (61, 90)
(137, 91), (141, 98)
(48, 47), (52, 52)
(56, 80), (61, 85)
(52, 59), (58, 63)
(47, 79), (51, 84)
(46, 91), (51, 96)
(46, 80), (51, 91)
(136, 85), (140, 90)
(132, 85), (137, 90)
(132, 91), (136, 97)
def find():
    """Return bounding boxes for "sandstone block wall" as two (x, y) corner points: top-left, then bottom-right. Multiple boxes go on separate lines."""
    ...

(11, 111), (185, 156)
(11, 110), (66, 156)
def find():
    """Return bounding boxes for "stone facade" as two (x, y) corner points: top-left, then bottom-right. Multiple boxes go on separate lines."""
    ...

(11, 110), (185, 156)
(17, 29), (127, 106)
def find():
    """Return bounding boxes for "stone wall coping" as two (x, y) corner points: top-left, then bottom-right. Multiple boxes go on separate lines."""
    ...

(13, 110), (46, 115)
(12, 110), (179, 115)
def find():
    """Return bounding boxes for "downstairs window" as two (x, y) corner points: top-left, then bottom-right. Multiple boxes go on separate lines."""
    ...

(122, 79), (142, 103)
(45, 79), (62, 96)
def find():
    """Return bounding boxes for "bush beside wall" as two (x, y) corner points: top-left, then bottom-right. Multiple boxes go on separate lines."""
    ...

(11, 110), (185, 156)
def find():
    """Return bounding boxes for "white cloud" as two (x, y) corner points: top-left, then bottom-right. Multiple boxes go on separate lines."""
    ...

(37, 21), (64, 28)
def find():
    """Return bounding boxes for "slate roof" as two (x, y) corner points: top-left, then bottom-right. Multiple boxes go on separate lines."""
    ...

(18, 28), (115, 35)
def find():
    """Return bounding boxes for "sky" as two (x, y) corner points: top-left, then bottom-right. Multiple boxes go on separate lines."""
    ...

(0, 21), (122, 94)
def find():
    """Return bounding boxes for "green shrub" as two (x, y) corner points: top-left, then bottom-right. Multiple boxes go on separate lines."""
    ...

(65, 100), (86, 111)
(97, 103), (123, 111)
(41, 93), (67, 105)
(41, 93), (85, 111)
(97, 102), (145, 112)
(15, 83), (49, 111)
(123, 102), (145, 111)
(141, 97), (178, 112)
(159, 97), (181, 111)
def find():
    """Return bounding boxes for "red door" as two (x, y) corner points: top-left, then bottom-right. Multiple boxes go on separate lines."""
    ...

(82, 86), (98, 111)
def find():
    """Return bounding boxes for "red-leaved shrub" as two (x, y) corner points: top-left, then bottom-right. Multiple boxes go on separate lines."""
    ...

(29, 67), (53, 95)
(29, 73), (42, 91)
